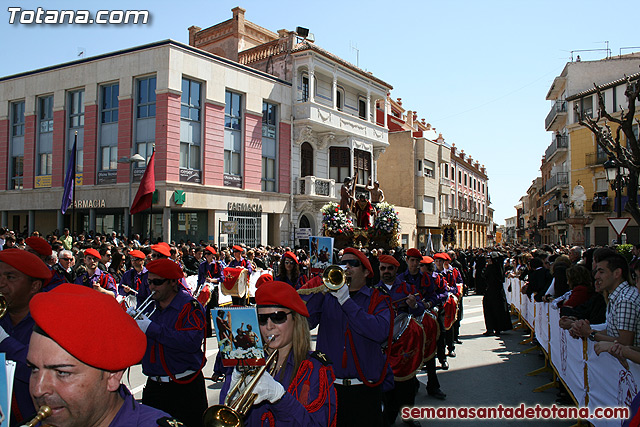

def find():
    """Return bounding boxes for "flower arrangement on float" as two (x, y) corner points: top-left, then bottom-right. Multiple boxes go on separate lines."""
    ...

(321, 202), (354, 235)
(373, 202), (400, 233)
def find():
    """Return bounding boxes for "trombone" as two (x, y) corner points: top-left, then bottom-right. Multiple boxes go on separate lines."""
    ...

(20, 406), (52, 427)
(296, 265), (349, 296)
(129, 291), (156, 320)
(202, 336), (278, 427)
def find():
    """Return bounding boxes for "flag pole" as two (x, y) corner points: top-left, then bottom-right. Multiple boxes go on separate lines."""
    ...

(72, 131), (77, 236)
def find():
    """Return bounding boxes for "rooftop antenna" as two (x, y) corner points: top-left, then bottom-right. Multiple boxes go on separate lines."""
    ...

(350, 41), (359, 67)
(620, 47), (640, 57)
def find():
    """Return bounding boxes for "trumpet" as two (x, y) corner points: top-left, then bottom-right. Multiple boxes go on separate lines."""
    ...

(20, 405), (52, 427)
(0, 293), (7, 319)
(202, 336), (278, 427)
(322, 265), (348, 291)
(129, 291), (156, 320)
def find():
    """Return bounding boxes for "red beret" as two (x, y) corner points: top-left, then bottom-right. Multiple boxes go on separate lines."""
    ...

(255, 273), (274, 289)
(26, 236), (52, 257)
(146, 259), (184, 279)
(434, 253), (451, 261)
(232, 245), (244, 252)
(342, 248), (373, 276)
(204, 246), (217, 255)
(0, 249), (52, 280)
(256, 281), (309, 317)
(84, 248), (101, 259)
(283, 251), (298, 264)
(150, 244), (171, 257)
(30, 283), (146, 371)
(129, 250), (146, 260)
(420, 256), (434, 265)
(378, 255), (400, 267)
(406, 248), (422, 259)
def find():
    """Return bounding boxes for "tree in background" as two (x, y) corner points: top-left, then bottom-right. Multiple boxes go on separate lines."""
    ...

(577, 75), (640, 227)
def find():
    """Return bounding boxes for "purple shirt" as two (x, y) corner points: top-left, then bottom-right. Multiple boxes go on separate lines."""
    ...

(141, 290), (206, 377)
(219, 351), (337, 426)
(420, 272), (448, 308)
(197, 261), (223, 288)
(303, 285), (391, 382)
(228, 257), (253, 275)
(397, 270), (422, 290)
(375, 277), (425, 317)
(74, 267), (118, 296)
(44, 265), (66, 292)
(110, 385), (171, 426)
(0, 313), (35, 425)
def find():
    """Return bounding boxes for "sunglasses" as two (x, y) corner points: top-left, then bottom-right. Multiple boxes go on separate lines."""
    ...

(257, 311), (292, 326)
(339, 259), (361, 267)
(284, 260), (295, 265)
(148, 278), (168, 287)
(379, 265), (396, 271)
(60, 257), (73, 261)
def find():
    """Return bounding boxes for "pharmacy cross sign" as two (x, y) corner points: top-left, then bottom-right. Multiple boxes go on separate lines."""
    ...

(607, 217), (631, 238)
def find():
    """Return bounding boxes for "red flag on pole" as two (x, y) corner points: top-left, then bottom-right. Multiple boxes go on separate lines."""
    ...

(130, 152), (155, 215)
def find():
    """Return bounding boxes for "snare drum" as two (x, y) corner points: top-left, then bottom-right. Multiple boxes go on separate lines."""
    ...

(222, 267), (248, 298)
(417, 309), (440, 363)
(387, 313), (425, 380)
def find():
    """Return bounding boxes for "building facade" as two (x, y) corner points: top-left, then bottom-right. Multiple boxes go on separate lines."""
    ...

(189, 8), (392, 244)
(542, 54), (640, 246)
(0, 40), (293, 244)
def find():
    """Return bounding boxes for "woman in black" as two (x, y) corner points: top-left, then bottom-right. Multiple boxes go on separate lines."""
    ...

(482, 252), (513, 336)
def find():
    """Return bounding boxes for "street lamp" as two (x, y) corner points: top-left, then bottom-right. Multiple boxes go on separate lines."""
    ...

(118, 153), (145, 238)
(604, 157), (630, 243)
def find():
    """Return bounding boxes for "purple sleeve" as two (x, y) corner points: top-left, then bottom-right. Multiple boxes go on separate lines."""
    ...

(146, 303), (205, 352)
(269, 359), (337, 426)
(341, 295), (391, 343)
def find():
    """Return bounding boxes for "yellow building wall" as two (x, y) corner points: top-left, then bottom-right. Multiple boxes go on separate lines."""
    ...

(570, 126), (598, 198)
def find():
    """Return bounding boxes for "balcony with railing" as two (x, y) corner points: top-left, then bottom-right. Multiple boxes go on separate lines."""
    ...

(545, 209), (567, 224)
(544, 135), (568, 161)
(296, 176), (336, 198)
(585, 152), (608, 167)
(544, 172), (569, 193)
(586, 197), (611, 214)
(545, 100), (568, 132)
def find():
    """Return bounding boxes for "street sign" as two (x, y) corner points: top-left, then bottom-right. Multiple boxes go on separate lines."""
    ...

(295, 228), (312, 239)
(221, 221), (238, 234)
(607, 217), (631, 237)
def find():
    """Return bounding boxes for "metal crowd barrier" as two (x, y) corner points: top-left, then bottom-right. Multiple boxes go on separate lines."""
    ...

(505, 277), (639, 427)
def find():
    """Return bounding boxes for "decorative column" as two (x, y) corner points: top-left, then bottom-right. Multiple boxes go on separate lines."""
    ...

(332, 74), (338, 110)
(308, 65), (315, 103)
(383, 95), (389, 128)
(162, 207), (171, 243)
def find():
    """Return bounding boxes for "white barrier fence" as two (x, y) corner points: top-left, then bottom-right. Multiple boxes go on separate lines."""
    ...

(506, 278), (638, 427)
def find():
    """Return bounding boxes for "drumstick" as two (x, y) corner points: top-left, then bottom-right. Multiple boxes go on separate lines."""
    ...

(392, 293), (420, 305)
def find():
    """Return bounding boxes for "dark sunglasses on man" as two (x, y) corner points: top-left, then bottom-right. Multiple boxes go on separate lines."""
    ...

(339, 259), (361, 268)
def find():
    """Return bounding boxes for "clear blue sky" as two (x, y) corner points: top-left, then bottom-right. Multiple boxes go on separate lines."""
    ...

(3, 0), (638, 225)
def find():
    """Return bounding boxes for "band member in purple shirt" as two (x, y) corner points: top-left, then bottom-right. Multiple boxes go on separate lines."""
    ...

(74, 248), (117, 297)
(27, 283), (179, 426)
(301, 247), (392, 427)
(135, 259), (207, 427)
(217, 281), (337, 426)
(0, 249), (52, 426)
(397, 248), (423, 290)
(375, 254), (424, 426)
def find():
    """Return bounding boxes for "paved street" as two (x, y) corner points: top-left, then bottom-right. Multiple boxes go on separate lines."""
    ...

(122, 295), (573, 425)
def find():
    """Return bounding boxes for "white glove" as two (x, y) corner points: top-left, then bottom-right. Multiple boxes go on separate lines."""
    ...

(330, 284), (350, 305)
(136, 313), (151, 334)
(0, 326), (8, 344)
(253, 371), (285, 404)
(126, 306), (137, 317)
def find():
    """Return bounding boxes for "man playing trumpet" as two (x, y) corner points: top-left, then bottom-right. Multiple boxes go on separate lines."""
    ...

(0, 249), (52, 426)
(27, 283), (180, 426)
(300, 248), (392, 427)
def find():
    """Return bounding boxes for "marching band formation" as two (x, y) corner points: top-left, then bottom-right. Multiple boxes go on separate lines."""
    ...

(0, 235), (469, 427)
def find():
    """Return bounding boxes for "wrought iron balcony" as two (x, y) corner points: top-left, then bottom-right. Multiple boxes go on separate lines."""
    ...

(585, 152), (608, 167)
(544, 135), (568, 161)
(544, 172), (569, 193)
(545, 100), (568, 132)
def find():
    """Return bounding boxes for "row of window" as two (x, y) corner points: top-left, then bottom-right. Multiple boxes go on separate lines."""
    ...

(416, 158), (487, 195)
(7, 76), (280, 192)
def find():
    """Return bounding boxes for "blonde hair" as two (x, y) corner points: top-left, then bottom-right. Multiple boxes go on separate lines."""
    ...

(269, 311), (311, 384)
